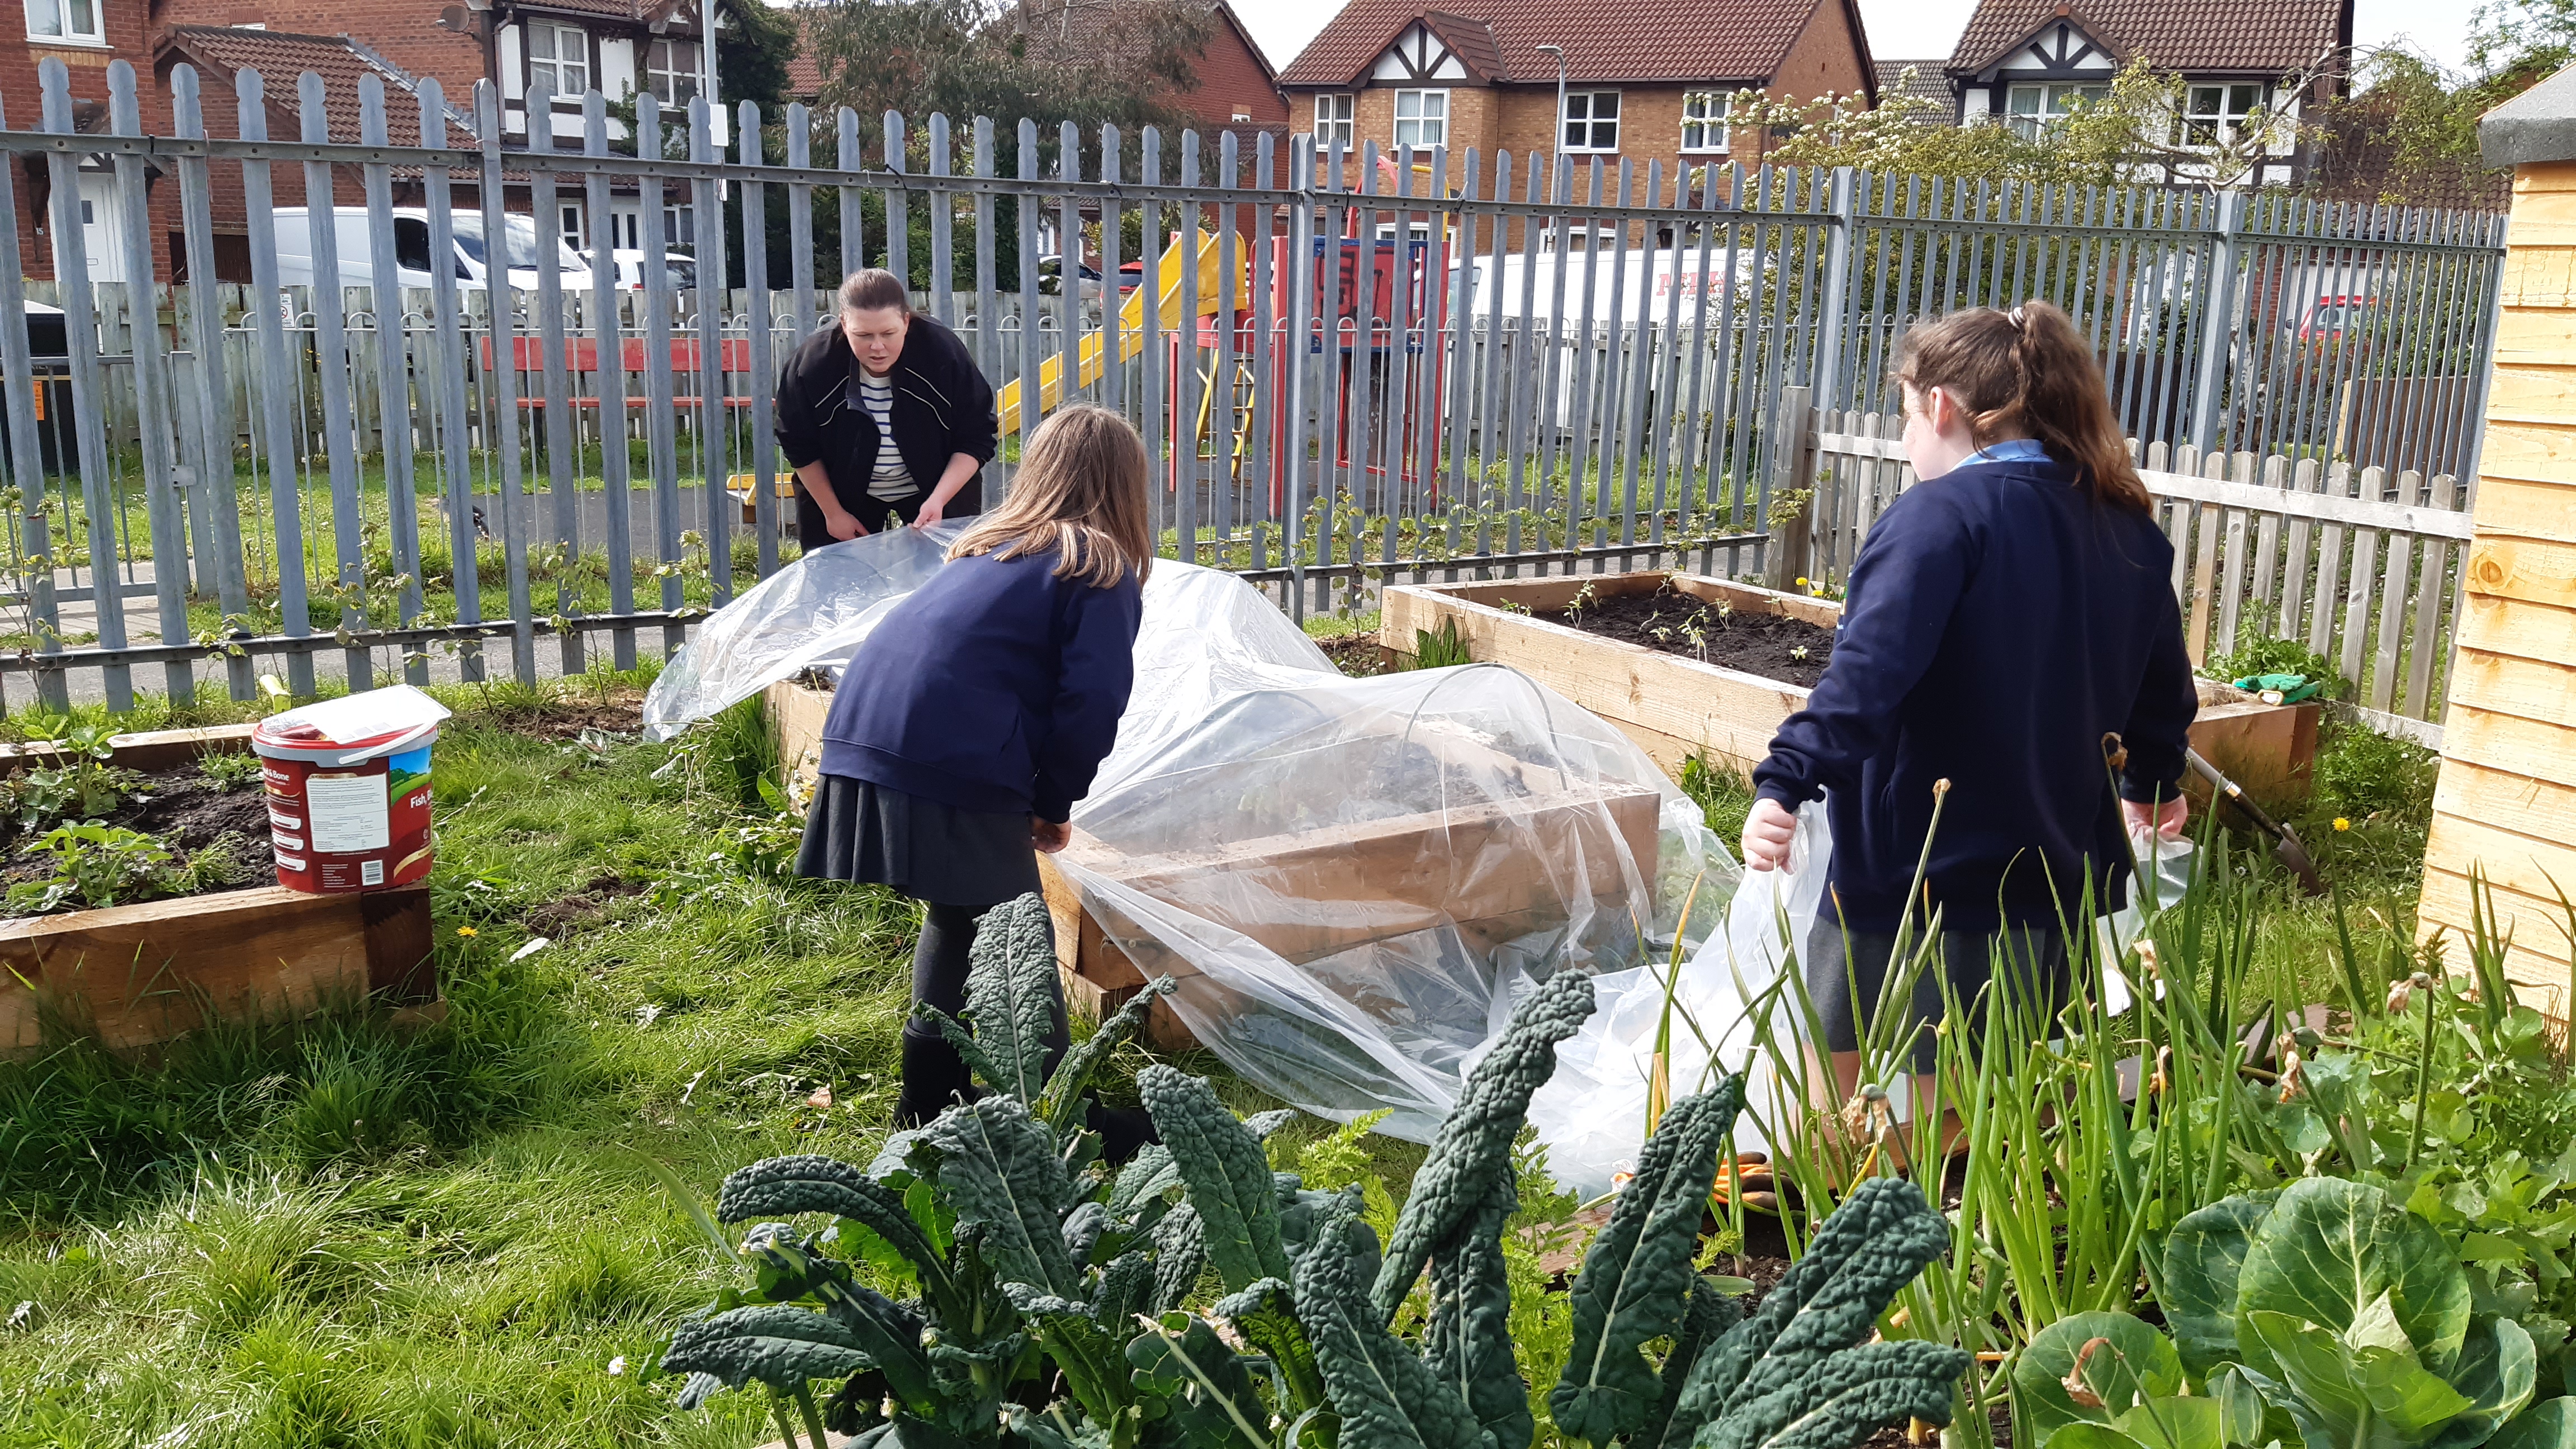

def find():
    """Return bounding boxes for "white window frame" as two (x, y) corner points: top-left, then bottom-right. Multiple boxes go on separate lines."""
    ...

(1313, 92), (1355, 151)
(1392, 88), (1447, 150)
(644, 37), (700, 107)
(560, 202), (588, 252)
(25, 0), (106, 46)
(1561, 89), (1621, 153)
(664, 201), (695, 248)
(1680, 91), (1731, 153)
(525, 20), (590, 100)
(2182, 82), (2265, 148)
(2003, 81), (2105, 141)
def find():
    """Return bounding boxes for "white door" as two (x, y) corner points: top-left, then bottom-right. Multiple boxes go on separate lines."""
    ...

(76, 174), (125, 283)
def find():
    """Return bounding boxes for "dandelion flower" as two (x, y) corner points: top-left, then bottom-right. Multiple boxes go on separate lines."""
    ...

(2333, 817), (2351, 832)
(1796, 576), (1808, 587)
(456, 925), (479, 938)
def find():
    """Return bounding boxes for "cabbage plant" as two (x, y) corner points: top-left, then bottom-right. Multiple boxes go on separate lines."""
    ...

(2017, 1177), (2576, 1449)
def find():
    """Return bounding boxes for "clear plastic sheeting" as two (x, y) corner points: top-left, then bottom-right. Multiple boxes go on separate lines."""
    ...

(1527, 802), (2196, 1195)
(642, 543), (1734, 1143)
(641, 525), (967, 742)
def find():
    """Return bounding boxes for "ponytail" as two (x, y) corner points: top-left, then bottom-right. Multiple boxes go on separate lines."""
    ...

(1890, 300), (2148, 513)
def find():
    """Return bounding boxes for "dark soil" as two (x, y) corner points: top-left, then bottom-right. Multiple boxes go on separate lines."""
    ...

(524, 873), (648, 935)
(1553, 590), (1836, 689)
(1316, 634), (1390, 678)
(478, 694), (643, 742)
(0, 764), (273, 899)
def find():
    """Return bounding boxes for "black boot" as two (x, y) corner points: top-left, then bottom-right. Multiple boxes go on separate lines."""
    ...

(1086, 1100), (1161, 1166)
(896, 1023), (974, 1127)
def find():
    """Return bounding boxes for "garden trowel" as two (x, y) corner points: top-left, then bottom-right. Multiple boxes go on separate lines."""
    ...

(2185, 748), (2324, 894)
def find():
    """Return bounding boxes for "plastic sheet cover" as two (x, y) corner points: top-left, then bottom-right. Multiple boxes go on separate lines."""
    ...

(641, 526), (967, 742)
(1526, 803), (2196, 1194)
(642, 542), (1736, 1143)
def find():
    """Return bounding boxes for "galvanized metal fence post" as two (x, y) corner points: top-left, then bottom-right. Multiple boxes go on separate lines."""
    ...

(2189, 188), (2247, 455)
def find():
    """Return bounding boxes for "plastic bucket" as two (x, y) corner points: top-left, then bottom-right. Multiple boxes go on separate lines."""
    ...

(253, 718), (441, 893)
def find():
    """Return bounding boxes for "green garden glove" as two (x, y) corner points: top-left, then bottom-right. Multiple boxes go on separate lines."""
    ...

(2232, 672), (2321, 704)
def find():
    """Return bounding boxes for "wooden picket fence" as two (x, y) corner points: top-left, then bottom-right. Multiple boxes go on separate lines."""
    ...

(1781, 408), (2475, 745)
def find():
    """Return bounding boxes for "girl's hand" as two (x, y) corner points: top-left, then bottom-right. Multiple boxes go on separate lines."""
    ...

(1741, 797), (1796, 872)
(826, 509), (866, 541)
(911, 497), (945, 529)
(2123, 794), (2189, 840)
(1031, 816), (1071, 853)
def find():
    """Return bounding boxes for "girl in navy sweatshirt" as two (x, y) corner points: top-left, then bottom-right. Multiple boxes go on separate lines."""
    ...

(797, 404), (1150, 1128)
(1740, 301), (2197, 1115)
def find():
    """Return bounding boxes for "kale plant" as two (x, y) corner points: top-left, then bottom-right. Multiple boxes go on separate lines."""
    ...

(659, 896), (1967, 1449)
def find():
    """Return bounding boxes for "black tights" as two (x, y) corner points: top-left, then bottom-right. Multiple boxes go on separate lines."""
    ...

(898, 901), (1069, 1124)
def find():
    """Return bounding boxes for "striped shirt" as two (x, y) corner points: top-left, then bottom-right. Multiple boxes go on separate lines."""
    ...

(853, 370), (918, 502)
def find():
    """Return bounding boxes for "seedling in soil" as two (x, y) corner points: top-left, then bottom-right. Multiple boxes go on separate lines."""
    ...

(1565, 580), (1598, 622)
(7, 822), (173, 913)
(197, 752), (265, 792)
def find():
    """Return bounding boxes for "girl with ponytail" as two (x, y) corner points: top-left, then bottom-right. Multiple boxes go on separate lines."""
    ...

(1740, 300), (2197, 1139)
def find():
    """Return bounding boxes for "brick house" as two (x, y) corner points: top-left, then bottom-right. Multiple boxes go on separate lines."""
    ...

(1276, 0), (1875, 247)
(6, 0), (177, 281)
(1942, 0), (2354, 186)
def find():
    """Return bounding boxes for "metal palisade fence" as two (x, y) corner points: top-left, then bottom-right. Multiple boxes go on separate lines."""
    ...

(0, 58), (2510, 713)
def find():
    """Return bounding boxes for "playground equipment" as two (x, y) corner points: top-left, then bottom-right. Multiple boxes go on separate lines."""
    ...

(999, 207), (1452, 510)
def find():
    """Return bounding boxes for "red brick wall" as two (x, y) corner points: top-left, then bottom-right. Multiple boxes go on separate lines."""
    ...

(7, 7), (180, 280)
(1167, 17), (1286, 129)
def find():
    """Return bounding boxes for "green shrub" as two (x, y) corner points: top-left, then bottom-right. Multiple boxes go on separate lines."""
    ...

(2311, 718), (2439, 826)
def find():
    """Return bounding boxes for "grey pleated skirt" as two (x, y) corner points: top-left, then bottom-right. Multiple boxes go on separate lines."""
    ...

(796, 774), (1043, 908)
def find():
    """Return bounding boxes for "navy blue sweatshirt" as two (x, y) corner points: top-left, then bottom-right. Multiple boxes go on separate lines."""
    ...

(1751, 447), (2196, 932)
(820, 547), (1143, 823)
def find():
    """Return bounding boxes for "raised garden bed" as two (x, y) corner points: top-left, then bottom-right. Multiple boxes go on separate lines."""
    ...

(764, 674), (1660, 1050)
(1384, 571), (2321, 812)
(0, 721), (437, 1055)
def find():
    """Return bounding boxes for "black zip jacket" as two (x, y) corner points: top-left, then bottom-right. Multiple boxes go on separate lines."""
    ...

(774, 315), (999, 515)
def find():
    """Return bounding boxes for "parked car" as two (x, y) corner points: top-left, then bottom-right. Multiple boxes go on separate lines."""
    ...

(269, 207), (592, 291)
(1035, 254), (1103, 300)
(579, 248), (700, 292)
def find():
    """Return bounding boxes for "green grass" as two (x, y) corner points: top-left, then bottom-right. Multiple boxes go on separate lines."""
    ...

(0, 680), (1421, 1447)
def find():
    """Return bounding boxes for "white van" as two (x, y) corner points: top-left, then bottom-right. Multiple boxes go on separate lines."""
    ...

(269, 207), (593, 291)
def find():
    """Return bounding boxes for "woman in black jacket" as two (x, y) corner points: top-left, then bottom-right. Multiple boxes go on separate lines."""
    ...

(774, 268), (1000, 544)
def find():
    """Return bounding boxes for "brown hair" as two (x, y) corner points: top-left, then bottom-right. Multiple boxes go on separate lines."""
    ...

(949, 405), (1154, 588)
(837, 268), (911, 316)
(1891, 300), (2148, 512)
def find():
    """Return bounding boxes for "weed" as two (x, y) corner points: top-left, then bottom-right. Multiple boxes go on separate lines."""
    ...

(1412, 615), (1473, 669)
(197, 751), (266, 792)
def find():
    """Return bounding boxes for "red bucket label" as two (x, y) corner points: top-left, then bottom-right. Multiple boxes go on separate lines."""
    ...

(262, 744), (435, 893)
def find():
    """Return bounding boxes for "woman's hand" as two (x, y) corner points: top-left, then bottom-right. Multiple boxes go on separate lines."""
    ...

(1031, 816), (1071, 853)
(910, 496), (945, 529)
(1741, 797), (1797, 872)
(826, 509), (867, 541)
(2122, 794), (2189, 840)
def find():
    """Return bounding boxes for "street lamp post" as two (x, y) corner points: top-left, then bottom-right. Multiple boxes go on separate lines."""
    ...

(1536, 43), (1566, 162)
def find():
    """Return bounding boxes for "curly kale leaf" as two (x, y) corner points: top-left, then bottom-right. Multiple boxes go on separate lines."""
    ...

(1427, 1161), (1529, 1449)
(1551, 1079), (1745, 1443)
(1637, 1275), (1744, 1449)
(1140, 1066), (1292, 1293)
(1214, 1276), (1325, 1413)
(1153, 1202), (1209, 1313)
(1297, 1204), (1493, 1449)
(962, 892), (1065, 1103)
(918, 1093), (1084, 1299)
(1129, 1310), (1274, 1449)
(735, 1224), (938, 1410)
(1372, 970), (1595, 1325)
(1039, 974), (1174, 1133)
(1673, 1177), (1967, 1449)
(716, 1154), (953, 1303)
(660, 1304), (873, 1396)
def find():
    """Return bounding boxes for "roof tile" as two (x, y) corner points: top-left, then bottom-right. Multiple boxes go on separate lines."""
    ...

(1947, 0), (2346, 77)
(162, 26), (470, 143)
(1278, 0), (1834, 88)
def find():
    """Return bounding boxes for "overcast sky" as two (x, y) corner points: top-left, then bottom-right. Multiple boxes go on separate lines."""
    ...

(1228, 0), (2482, 80)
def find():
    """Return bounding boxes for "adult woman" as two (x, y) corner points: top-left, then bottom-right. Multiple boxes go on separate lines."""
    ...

(1741, 301), (2196, 1111)
(796, 404), (1152, 1129)
(774, 268), (998, 543)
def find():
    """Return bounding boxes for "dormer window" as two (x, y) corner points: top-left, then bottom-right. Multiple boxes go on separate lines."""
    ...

(646, 38), (699, 106)
(25, 0), (106, 45)
(527, 21), (590, 99)
(2183, 84), (2264, 146)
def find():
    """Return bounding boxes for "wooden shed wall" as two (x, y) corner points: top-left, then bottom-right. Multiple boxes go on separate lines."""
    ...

(2420, 159), (2576, 1009)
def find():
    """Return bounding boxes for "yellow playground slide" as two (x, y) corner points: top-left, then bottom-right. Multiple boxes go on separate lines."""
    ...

(998, 230), (1247, 434)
